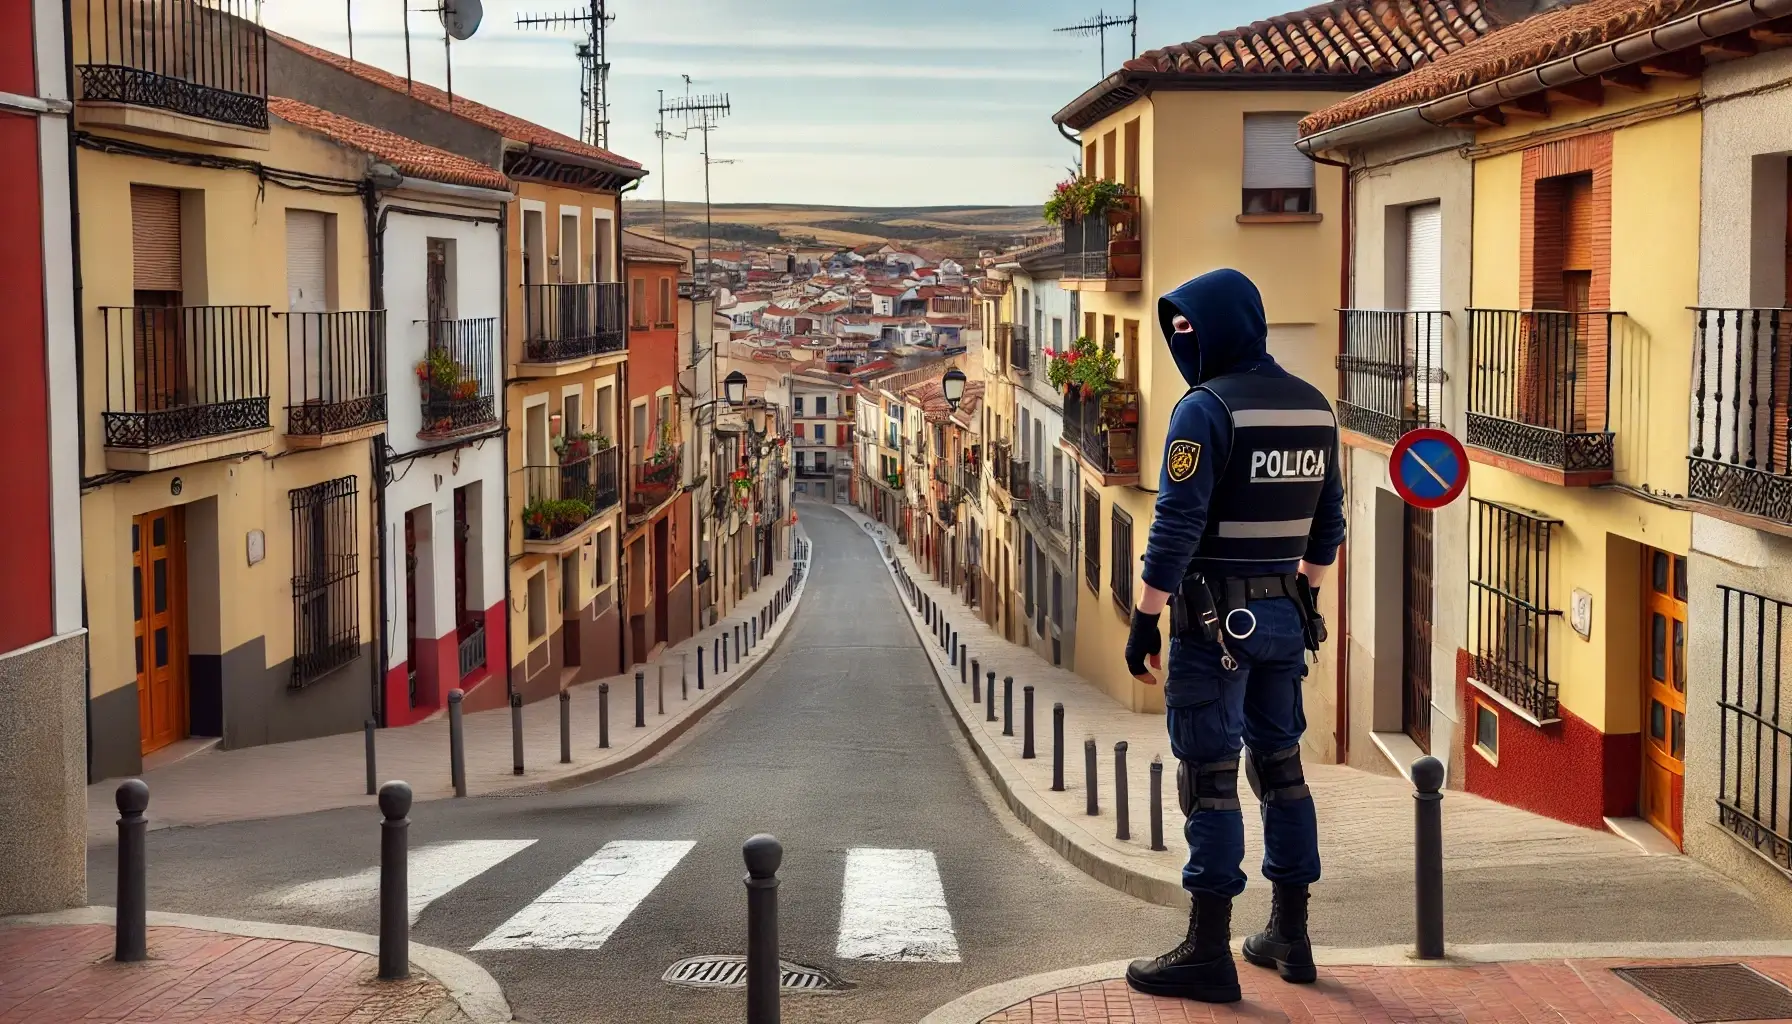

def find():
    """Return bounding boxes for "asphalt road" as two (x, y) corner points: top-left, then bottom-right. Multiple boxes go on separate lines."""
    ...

(91, 503), (1186, 1024)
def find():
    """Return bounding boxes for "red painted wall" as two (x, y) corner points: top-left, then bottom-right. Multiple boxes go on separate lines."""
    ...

(1456, 649), (1642, 831)
(0, 12), (55, 652)
(383, 600), (508, 725)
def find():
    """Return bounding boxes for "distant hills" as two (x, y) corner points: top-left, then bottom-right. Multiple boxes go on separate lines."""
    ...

(622, 200), (1050, 258)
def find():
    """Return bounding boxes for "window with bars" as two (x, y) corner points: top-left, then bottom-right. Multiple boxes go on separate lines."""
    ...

(1083, 487), (1101, 594)
(1468, 498), (1560, 721)
(290, 476), (360, 688)
(1110, 506), (1134, 612)
(1716, 584), (1792, 870)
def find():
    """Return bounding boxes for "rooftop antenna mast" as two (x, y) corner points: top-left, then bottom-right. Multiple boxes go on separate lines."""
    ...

(516, 2), (615, 150)
(655, 85), (691, 240)
(664, 88), (732, 292)
(1053, 0), (1137, 78)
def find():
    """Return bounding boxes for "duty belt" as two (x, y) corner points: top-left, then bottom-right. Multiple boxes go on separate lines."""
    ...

(1172, 572), (1327, 664)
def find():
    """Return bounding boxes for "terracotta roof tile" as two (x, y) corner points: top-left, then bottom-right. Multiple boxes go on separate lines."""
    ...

(1301, 0), (1705, 135)
(273, 33), (643, 173)
(269, 97), (510, 191)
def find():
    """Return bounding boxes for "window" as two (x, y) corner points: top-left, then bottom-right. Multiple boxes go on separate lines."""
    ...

(1468, 498), (1561, 721)
(795, 396), (805, 416)
(1123, 118), (1140, 187)
(658, 276), (673, 326)
(1243, 113), (1314, 215)
(813, 423), (824, 442)
(1110, 505), (1134, 612)
(1052, 316), (1063, 351)
(815, 396), (827, 416)
(1473, 701), (1499, 762)
(1083, 487), (1101, 594)
(631, 277), (648, 328)
(1051, 568), (1064, 627)
(528, 570), (547, 642)
(1716, 585), (1792, 867)
(593, 527), (612, 586)
(290, 476), (360, 687)
(426, 238), (457, 322)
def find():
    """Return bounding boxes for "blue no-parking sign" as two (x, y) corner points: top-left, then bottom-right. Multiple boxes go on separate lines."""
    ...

(1388, 427), (1469, 510)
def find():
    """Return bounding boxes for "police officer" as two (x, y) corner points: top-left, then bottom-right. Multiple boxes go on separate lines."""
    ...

(1121, 268), (1344, 1003)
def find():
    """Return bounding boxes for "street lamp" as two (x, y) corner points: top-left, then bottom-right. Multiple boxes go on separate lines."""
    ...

(724, 370), (749, 406)
(942, 366), (966, 412)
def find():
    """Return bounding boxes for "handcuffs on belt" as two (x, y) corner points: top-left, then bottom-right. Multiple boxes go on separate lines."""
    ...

(1172, 575), (1255, 671)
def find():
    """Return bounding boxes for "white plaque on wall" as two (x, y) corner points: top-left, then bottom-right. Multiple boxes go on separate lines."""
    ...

(1570, 588), (1593, 640)
(246, 529), (265, 566)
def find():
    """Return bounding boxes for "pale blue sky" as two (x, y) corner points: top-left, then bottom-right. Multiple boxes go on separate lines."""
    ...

(266, 1), (1299, 206)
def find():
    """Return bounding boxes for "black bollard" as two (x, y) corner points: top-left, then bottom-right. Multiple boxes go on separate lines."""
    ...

(114, 780), (148, 963)
(1149, 756), (1167, 851)
(971, 667), (981, 703)
(682, 654), (689, 701)
(632, 670), (644, 728)
(1023, 686), (1036, 759)
(698, 650), (706, 690)
(378, 781), (412, 980)
(1052, 704), (1065, 791)
(1003, 676), (1014, 736)
(958, 644), (966, 678)
(735, 625), (742, 662)
(510, 692), (524, 775)
(714, 637), (722, 673)
(448, 689), (467, 798)
(1084, 738), (1099, 815)
(986, 672), (997, 722)
(1115, 741), (1131, 841)
(559, 692), (572, 764)
(951, 630), (958, 657)
(723, 639), (730, 672)
(598, 683), (610, 748)
(364, 718), (377, 796)
(1414, 755), (1446, 959)
(658, 664), (665, 716)
(743, 834), (783, 1024)
(970, 657), (980, 690)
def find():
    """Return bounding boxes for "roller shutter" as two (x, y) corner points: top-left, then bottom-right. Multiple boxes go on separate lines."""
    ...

(286, 210), (328, 313)
(131, 185), (182, 292)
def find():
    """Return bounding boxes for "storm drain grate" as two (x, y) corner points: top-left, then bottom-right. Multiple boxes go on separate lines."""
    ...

(1613, 963), (1792, 1022)
(663, 955), (844, 992)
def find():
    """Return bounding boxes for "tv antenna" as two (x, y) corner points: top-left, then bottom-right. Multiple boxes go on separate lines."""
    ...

(1054, 1), (1137, 77)
(654, 85), (692, 240)
(664, 89), (732, 292)
(517, 2), (614, 149)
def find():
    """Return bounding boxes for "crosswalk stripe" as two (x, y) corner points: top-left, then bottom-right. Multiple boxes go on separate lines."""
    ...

(272, 839), (536, 924)
(471, 839), (696, 951)
(836, 848), (960, 963)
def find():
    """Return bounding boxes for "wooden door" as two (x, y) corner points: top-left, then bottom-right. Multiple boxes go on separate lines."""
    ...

(134, 507), (188, 755)
(1641, 547), (1688, 847)
(1402, 505), (1435, 753)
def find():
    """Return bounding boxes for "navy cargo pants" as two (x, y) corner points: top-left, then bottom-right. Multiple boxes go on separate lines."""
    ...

(1164, 595), (1321, 898)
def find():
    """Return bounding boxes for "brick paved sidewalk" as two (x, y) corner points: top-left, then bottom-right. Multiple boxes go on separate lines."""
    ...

(0, 924), (469, 1023)
(975, 957), (1792, 1023)
(86, 529), (811, 842)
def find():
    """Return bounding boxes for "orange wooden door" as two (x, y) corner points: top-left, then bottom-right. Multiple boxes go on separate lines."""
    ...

(1641, 547), (1688, 847)
(134, 507), (189, 755)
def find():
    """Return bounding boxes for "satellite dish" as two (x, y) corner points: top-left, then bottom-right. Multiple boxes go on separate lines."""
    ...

(442, 0), (483, 40)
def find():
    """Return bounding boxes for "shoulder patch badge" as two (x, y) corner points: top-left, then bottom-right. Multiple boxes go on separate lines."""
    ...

(1167, 439), (1202, 483)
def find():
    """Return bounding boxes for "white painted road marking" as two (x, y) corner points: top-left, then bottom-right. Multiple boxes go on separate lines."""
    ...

(836, 848), (961, 962)
(471, 839), (696, 951)
(272, 838), (536, 924)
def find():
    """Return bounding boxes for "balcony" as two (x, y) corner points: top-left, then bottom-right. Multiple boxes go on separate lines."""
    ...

(76, 0), (269, 146)
(959, 461), (981, 507)
(796, 460), (834, 479)
(1062, 387), (1141, 485)
(1010, 458), (1033, 502)
(1337, 310), (1448, 445)
(1466, 309), (1620, 482)
(883, 469), (903, 490)
(1023, 473), (1066, 538)
(629, 443), (684, 518)
(1060, 196), (1141, 292)
(282, 310), (386, 446)
(101, 304), (271, 470)
(417, 318), (498, 440)
(521, 443), (620, 552)
(520, 282), (626, 370)
(1008, 323), (1032, 375)
(1688, 307), (1792, 524)
(932, 460), (951, 485)
(988, 440), (1012, 497)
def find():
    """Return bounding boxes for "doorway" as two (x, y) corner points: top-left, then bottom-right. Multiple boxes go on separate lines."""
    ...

(1641, 547), (1688, 846)
(562, 553), (581, 671)
(653, 518), (671, 648)
(405, 512), (419, 706)
(1402, 504), (1435, 753)
(134, 507), (188, 755)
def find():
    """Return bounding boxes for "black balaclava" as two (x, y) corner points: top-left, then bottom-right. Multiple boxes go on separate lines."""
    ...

(1156, 268), (1270, 388)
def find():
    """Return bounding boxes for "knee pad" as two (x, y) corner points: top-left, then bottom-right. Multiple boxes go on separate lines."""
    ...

(1177, 757), (1242, 816)
(1248, 745), (1311, 804)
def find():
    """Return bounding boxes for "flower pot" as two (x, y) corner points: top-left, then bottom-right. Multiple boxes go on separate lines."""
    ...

(1108, 238), (1142, 279)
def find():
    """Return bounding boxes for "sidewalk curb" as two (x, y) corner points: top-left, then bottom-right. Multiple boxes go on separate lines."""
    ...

(919, 940), (1792, 1024)
(0, 906), (512, 1023)
(502, 530), (813, 798)
(854, 514), (1186, 910)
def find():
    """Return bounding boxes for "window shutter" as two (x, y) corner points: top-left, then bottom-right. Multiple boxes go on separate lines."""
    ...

(286, 211), (329, 313)
(1242, 114), (1313, 190)
(1562, 175), (1595, 272)
(131, 185), (183, 292)
(1404, 203), (1442, 312)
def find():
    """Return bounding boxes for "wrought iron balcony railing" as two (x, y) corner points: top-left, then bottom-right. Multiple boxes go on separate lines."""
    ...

(1009, 458), (1033, 501)
(458, 620), (486, 680)
(1063, 387), (1142, 477)
(959, 461), (981, 505)
(101, 303), (270, 448)
(630, 442), (684, 513)
(932, 460), (951, 484)
(1061, 197), (1141, 283)
(1024, 473), (1066, 535)
(1466, 309), (1620, 475)
(796, 460), (833, 478)
(988, 440), (1011, 495)
(418, 318), (498, 439)
(1008, 323), (1032, 375)
(521, 444), (621, 541)
(282, 310), (386, 436)
(1337, 309), (1447, 444)
(522, 282), (626, 363)
(1689, 307), (1792, 522)
(77, 0), (268, 130)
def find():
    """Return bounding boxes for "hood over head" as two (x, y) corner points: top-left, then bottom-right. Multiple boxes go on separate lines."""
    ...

(1157, 268), (1269, 387)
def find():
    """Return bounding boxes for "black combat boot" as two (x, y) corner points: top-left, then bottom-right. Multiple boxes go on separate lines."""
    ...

(1124, 892), (1241, 1002)
(1241, 882), (1317, 983)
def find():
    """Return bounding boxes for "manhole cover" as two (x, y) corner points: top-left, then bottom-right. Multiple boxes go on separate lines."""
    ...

(663, 955), (845, 993)
(1614, 964), (1792, 1022)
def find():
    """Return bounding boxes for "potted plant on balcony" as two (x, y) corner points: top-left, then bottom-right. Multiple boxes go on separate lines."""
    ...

(522, 497), (595, 540)
(1044, 336), (1120, 400)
